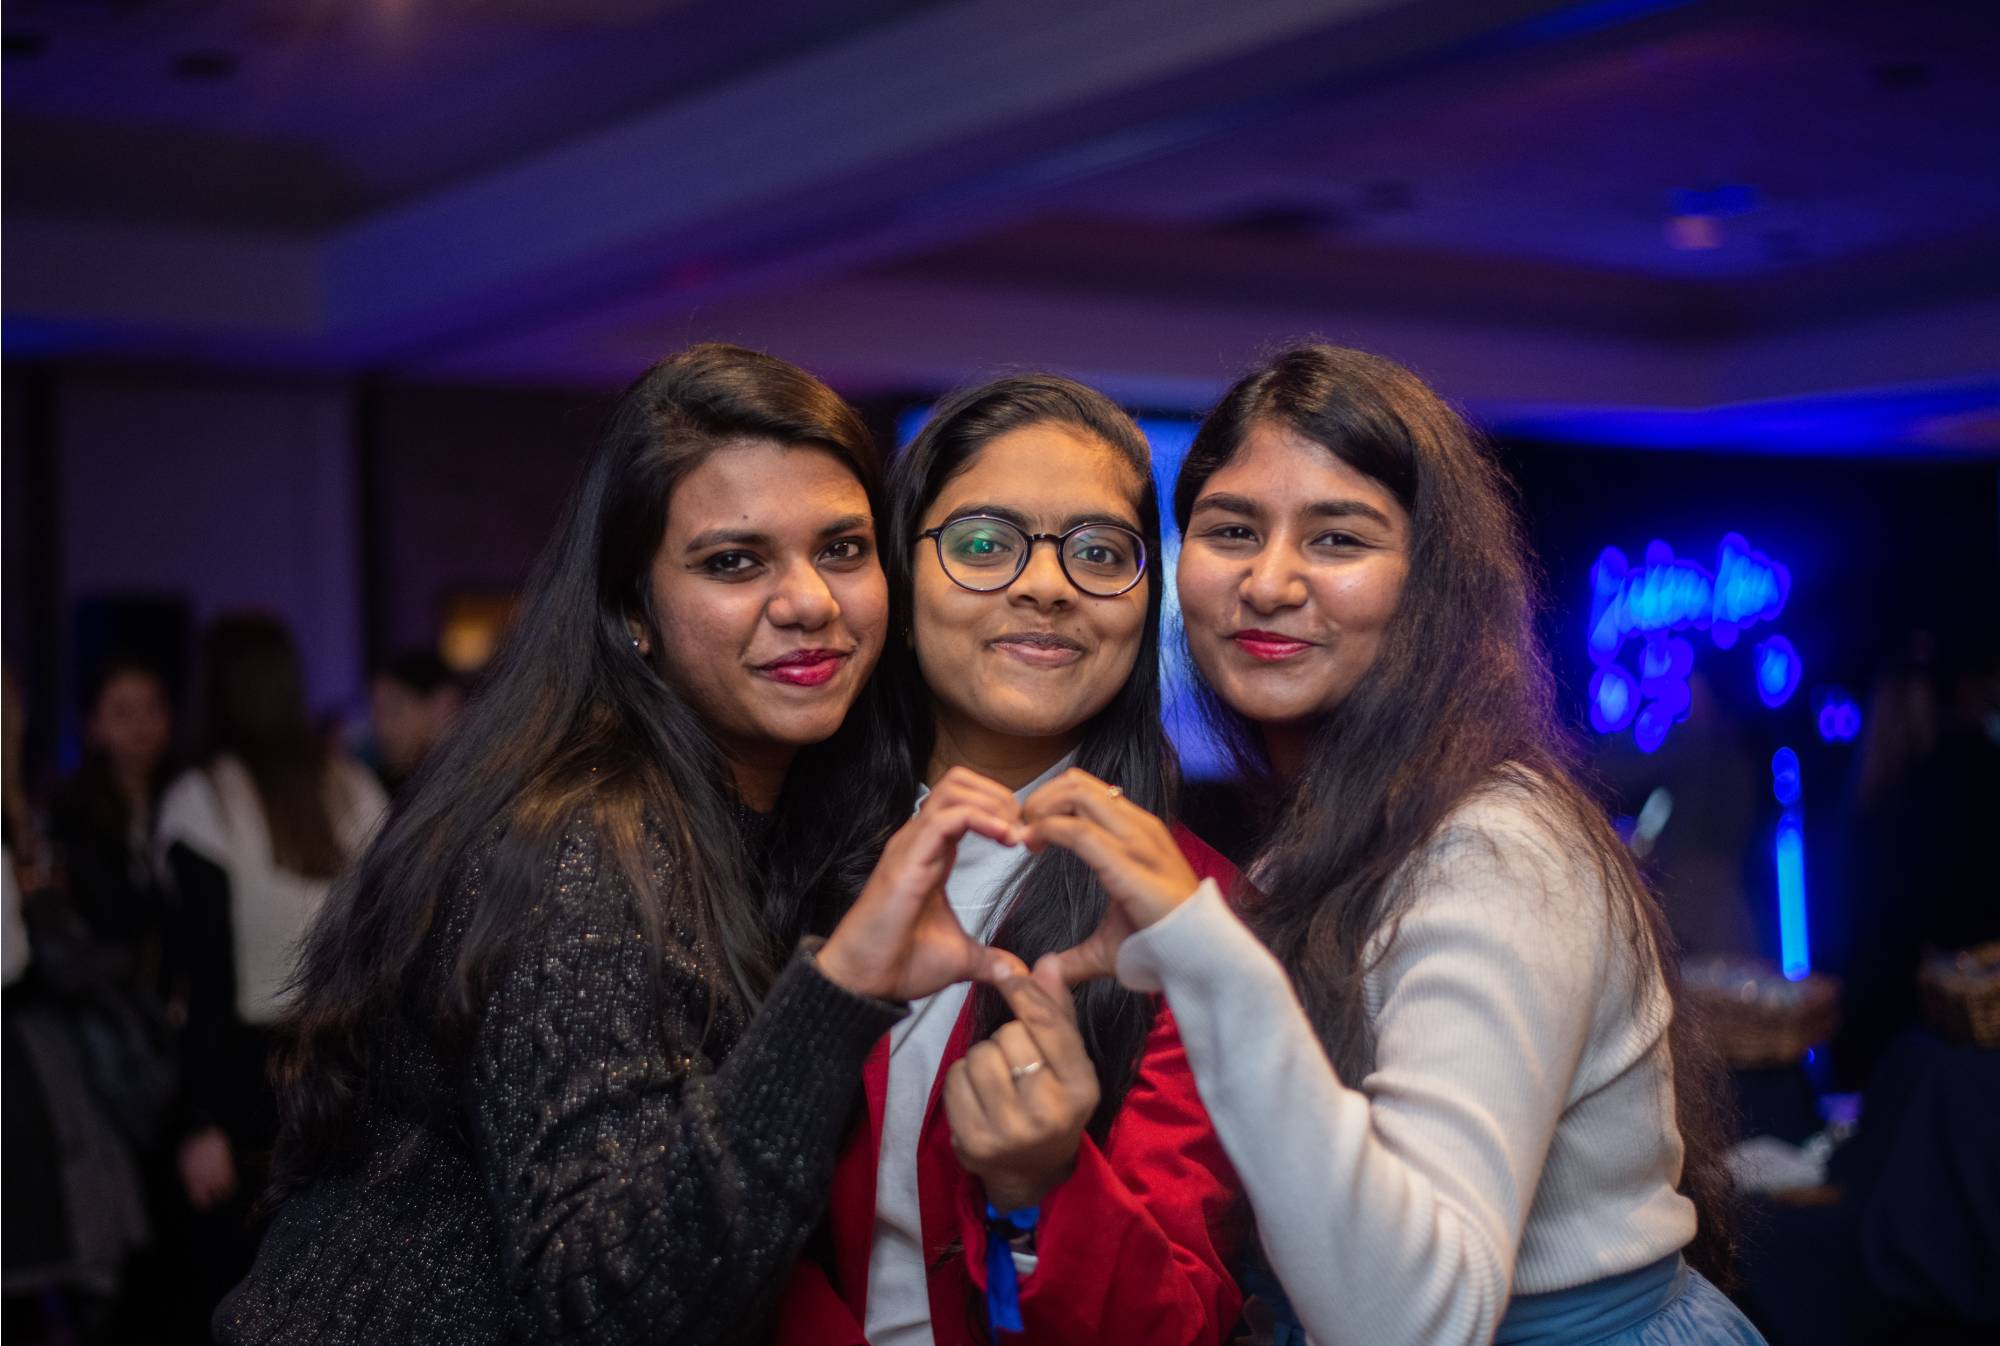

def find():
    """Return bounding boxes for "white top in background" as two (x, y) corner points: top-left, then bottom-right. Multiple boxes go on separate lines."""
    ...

(1117, 780), (1696, 1346)
(157, 753), (388, 1025)
(865, 755), (1071, 1346)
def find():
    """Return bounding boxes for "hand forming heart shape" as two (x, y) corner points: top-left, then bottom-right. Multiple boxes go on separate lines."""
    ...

(817, 765), (1030, 1002)
(1016, 767), (1204, 987)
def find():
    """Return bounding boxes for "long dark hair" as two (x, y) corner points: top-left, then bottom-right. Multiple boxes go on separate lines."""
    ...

(885, 375), (1174, 1138)
(1176, 344), (1737, 1280)
(196, 615), (345, 877)
(271, 344), (897, 1195)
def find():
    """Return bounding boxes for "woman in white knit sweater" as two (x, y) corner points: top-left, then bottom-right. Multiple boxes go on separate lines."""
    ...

(1020, 346), (1766, 1345)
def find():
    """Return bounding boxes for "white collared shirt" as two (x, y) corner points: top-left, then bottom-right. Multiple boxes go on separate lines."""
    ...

(864, 754), (1074, 1346)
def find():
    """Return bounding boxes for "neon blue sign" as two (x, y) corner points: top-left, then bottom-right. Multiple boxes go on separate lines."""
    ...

(1586, 533), (1798, 752)
(1754, 635), (1802, 708)
(1814, 687), (1862, 744)
(1588, 534), (1789, 661)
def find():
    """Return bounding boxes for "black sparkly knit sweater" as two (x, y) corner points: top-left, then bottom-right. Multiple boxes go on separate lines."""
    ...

(213, 816), (902, 1346)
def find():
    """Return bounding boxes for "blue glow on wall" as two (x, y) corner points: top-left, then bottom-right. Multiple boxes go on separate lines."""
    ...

(1586, 533), (1795, 751)
(1771, 748), (1810, 980)
(1490, 380), (2000, 458)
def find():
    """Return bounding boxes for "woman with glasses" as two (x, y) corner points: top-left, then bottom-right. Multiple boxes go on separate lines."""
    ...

(777, 375), (1243, 1346)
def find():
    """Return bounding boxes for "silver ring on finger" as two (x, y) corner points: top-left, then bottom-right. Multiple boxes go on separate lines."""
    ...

(1009, 1060), (1045, 1082)
(1106, 785), (1123, 799)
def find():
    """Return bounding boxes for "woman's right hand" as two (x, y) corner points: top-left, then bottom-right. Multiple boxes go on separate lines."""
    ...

(817, 766), (1027, 1002)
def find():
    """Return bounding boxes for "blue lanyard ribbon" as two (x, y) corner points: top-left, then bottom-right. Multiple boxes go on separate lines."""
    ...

(984, 1202), (1039, 1337)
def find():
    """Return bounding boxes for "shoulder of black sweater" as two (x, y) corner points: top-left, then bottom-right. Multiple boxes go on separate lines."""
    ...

(455, 804), (906, 1038)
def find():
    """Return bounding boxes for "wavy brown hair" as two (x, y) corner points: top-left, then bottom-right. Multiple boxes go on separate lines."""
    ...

(1176, 344), (1737, 1283)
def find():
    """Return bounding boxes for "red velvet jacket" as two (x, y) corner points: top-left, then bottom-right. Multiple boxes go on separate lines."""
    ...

(774, 826), (1244, 1346)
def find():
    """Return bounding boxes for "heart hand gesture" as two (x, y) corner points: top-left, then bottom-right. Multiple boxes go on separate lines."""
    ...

(1019, 768), (1203, 986)
(818, 766), (1028, 1001)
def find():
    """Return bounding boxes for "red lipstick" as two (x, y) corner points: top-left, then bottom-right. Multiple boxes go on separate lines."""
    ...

(1231, 630), (1313, 663)
(758, 648), (850, 687)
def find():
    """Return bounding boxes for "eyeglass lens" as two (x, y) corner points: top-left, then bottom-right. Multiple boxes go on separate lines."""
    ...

(935, 517), (1143, 596)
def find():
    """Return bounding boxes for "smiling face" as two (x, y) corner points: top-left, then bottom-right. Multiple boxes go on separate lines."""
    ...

(647, 440), (888, 781)
(1176, 419), (1410, 735)
(912, 422), (1150, 785)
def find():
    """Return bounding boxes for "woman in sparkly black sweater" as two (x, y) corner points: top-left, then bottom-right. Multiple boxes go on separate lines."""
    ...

(214, 346), (1022, 1346)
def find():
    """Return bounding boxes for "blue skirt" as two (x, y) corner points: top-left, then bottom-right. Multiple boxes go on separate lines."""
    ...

(1244, 1251), (1767, 1345)
(1496, 1253), (1768, 1346)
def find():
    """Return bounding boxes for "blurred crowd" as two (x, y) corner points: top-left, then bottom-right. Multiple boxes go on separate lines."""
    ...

(2, 616), (462, 1345)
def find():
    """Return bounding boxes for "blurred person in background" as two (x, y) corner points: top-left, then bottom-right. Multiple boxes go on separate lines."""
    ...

(1840, 630), (2000, 1083)
(4, 659), (155, 1346)
(155, 614), (389, 1318)
(368, 650), (467, 796)
(4, 662), (29, 983)
(51, 657), (178, 1001)
(4, 659), (48, 895)
(47, 657), (190, 1338)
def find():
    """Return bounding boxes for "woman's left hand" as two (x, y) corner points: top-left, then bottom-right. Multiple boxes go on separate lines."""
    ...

(1019, 768), (1202, 985)
(944, 967), (1100, 1214)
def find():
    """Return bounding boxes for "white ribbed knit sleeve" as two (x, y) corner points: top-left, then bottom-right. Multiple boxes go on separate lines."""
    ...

(1115, 802), (1636, 1346)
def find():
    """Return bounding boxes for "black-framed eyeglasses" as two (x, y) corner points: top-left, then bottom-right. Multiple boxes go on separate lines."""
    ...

(918, 514), (1148, 598)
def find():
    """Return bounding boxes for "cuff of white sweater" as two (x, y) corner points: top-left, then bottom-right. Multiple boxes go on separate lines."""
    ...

(1114, 877), (1232, 993)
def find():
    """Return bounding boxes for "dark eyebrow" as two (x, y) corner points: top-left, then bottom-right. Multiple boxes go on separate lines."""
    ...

(1189, 492), (1393, 529)
(944, 504), (1032, 530)
(685, 514), (872, 553)
(817, 513), (872, 538)
(1059, 511), (1141, 533)
(945, 504), (1140, 532)
(1304, 499), (1395, 529)
(1188, 491), (1260, 518)
(685, 528), (770, 552)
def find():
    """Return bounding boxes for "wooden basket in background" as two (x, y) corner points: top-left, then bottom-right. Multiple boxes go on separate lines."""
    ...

(1684, 956), (1842, 1069)
(1920, 942), (2000, 1048)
